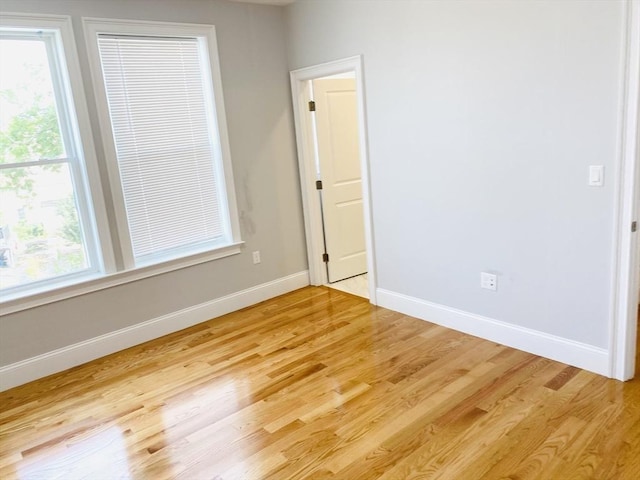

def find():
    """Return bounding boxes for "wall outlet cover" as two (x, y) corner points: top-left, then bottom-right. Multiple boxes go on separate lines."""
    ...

(481, 272), (497, 291)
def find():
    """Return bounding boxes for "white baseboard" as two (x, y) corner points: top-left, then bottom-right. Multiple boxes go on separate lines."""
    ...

(0, 271), (309, 391)
(377, 289), (610, 377)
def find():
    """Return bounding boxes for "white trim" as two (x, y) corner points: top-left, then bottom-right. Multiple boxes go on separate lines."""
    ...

(377, 289), (609, 377)
(0, 270), (309, 391)
(1, 242), (244, 315)
(611, 0), (640, 381)
(290, 56), (378, 304)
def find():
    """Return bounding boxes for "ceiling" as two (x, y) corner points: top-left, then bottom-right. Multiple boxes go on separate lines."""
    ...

(228, 0), (296, 5)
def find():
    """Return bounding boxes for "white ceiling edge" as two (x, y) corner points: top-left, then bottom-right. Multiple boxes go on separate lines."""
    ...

(227, 0), (296, 6)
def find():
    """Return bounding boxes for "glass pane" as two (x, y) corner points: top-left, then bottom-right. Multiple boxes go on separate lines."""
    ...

(0, 37), (66, 163)
(0, 164), (88, 290)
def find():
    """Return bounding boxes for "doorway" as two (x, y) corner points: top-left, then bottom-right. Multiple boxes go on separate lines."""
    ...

(312, 74), (367, 285)
(290, 56), (376, 303)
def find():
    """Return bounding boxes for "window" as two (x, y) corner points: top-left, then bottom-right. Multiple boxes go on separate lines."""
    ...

(1, 16), (241, 311)
(0, 15), (104, 297)
(84, 19), (241, 269)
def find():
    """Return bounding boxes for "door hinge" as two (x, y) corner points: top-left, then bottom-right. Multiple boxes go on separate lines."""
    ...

(322, 253), (329, 263)
(316, 180), (323, 190)
(308, 100), (316, 112)
(632, 221), (637, 233)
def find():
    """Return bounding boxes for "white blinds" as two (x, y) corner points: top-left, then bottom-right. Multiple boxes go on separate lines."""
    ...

(97, 35), (225, 261)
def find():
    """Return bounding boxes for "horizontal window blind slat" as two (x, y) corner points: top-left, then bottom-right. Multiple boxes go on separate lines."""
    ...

(113, 125), (210, 133)
(121, 189), (219, 204)
(117, 156), (216, 169)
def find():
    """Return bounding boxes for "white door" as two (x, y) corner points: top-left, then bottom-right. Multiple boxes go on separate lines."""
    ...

(312, 77), (367, 283)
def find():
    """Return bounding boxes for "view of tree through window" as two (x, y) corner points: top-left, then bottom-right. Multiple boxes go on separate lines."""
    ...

(0, 36), (88, 290)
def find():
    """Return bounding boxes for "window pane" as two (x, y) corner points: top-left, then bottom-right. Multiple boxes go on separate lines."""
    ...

(0, 164), (88, 289)
(0, 38), (66, 163)
(97, 35), (227, 262)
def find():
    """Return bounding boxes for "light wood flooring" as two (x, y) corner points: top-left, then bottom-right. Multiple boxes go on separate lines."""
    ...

(1, 287), (639, 479)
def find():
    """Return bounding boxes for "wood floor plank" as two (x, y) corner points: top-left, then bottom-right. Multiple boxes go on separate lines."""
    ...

(0, 286), (639, 479)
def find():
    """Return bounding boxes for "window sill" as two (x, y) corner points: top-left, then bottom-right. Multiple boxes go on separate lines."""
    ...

(0, 242), (244, 316)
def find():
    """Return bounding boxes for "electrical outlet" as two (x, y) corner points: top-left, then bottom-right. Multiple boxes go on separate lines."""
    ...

(481, 272), (497, 291)
(252, 251), (261, 264)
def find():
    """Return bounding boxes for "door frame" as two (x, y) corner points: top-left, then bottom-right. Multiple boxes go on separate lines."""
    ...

(290, 56), (377, 303)
(611, 0), (640, 381)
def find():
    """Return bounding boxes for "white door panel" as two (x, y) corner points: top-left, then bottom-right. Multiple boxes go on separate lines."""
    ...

(313, 78), (367, 282)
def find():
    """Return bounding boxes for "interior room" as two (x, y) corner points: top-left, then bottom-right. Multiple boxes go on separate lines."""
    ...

(0, 0), (638, 478)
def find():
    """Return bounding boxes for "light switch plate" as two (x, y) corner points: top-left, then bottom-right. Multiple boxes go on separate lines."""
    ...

(589, 165), (604, 187)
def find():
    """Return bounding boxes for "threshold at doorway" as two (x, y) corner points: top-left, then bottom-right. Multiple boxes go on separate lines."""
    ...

(326, 273), (368, 299)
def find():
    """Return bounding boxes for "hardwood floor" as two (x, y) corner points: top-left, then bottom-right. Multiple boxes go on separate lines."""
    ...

(1, 286), (639, 479)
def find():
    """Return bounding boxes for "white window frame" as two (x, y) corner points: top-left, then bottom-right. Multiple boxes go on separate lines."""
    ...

(0, 13), (114, 301)
(83, 18), (242, 271)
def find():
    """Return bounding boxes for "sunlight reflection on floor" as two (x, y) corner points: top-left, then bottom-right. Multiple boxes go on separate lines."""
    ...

(19, 426), (131, 480)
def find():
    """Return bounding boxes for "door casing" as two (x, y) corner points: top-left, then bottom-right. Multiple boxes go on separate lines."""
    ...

(610, 0), (640, 380)
(290, 56), (377, 303)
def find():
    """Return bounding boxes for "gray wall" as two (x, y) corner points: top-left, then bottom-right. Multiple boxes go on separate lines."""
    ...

(0, 0), (307, 366)
(286, 0), (625, 348)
